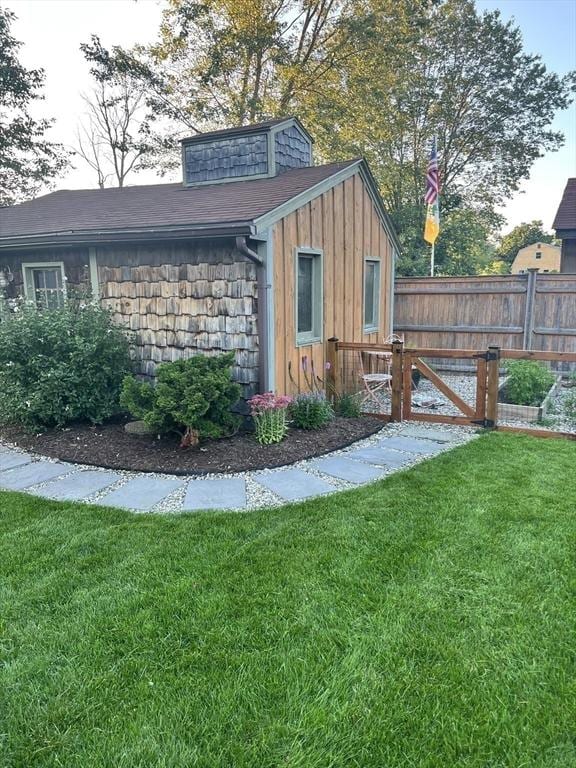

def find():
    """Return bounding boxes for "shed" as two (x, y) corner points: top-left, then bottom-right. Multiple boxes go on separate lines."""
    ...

(0, 117), (399, 398)
(553, 178), (576, 273)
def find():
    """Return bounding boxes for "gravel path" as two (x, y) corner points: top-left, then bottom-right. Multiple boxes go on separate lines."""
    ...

(0, 421), (477, 514)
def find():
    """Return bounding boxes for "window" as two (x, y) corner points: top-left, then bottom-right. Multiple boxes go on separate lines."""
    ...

(23, 263), (66, 309)
(364, 259), (381, 331)
(535, 251), (542, 259)
(296, 249), (322, 345)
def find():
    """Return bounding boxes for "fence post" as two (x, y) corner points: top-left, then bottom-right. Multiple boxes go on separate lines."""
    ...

(485, 345), (500, 428)
(391, 340), (403, 421)
(325, 337), (340, 403)
(402, 350), (413, 421)
(523, 269), (538, 350)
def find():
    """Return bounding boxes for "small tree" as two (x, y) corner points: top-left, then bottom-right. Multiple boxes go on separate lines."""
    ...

(0, 7), (68, 205)
(74, 78), (151, 188)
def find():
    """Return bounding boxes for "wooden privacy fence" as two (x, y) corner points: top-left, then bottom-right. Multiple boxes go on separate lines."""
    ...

(394, 272), (576, 369)
(325, 338), (576, 440)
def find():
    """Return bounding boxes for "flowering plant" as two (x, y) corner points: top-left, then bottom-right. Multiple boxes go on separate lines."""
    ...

(288, 354), (331, 395)
(248, 392), (293, 444)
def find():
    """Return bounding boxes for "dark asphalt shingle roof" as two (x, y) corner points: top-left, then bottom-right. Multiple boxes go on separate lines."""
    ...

(553, 178), (576, 231)
(0, 160), (357, 241)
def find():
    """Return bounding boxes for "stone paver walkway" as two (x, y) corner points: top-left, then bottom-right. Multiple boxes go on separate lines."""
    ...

(0, 424), (474, 514)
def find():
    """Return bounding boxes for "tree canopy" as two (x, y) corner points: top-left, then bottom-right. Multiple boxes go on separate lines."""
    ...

(79, 0), (575, 275)
(0, 7), (68, 206)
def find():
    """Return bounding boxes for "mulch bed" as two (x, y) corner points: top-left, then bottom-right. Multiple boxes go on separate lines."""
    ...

(0, 417), (384, 475)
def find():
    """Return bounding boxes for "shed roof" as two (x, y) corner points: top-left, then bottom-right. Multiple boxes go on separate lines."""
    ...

(553, 178), (576, 231)
(0, 160), (357, 248)
(180, 116), (312, 145)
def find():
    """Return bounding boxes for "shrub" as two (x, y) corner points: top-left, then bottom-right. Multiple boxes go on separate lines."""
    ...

(335, 392), (362, 418)
(0, 301), (132, 428)
(248, 392), (292, 445)
(289, 392), (334, 430)
(120, 353), (241, 447)
(503, 360), (555, 407)
(564, 391), (576, 425)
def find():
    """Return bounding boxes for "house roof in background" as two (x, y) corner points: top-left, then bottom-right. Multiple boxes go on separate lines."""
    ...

(553, 178), (576, 231)
(180, 116), (313, 146)
(0, 160), (357, 248)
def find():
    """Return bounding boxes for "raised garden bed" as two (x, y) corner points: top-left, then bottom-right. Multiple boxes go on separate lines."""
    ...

(0, 416), (384, 475)
(498, 375), (563, 423)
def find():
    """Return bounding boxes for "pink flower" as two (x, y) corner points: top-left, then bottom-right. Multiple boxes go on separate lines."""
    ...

(248, 392), (293, 415)
(325, 361), (331, 370)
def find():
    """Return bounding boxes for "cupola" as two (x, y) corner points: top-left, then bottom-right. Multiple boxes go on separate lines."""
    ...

(180, 117), (313, 186)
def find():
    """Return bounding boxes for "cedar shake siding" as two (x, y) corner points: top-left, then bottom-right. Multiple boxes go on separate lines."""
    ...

(181, 117), (314, 186)
(274, 124), (312, 173)
(97, 242), (259, 395)
(183, 134), (269, 184)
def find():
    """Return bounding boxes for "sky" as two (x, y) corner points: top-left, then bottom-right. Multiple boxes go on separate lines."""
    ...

(5, 0), (576, 233)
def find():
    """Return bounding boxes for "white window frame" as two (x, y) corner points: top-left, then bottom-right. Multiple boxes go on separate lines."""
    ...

(22, 262), (67, 309)
(363, 257), (381, 332)
(295, 247), (323, 346)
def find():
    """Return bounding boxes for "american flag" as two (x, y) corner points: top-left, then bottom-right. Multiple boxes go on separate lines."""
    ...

(424, 138), (439, 204)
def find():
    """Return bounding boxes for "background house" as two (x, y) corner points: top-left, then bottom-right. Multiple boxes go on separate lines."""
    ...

(0, 117), (399, 399)
(510, 242), (561, 274)
(553, 178), (576, 273)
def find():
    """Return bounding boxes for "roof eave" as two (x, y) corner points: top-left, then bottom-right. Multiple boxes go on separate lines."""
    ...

(0, 221), (256, 251)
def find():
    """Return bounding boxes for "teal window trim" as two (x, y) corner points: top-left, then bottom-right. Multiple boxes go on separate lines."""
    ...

(363, 257), (381, 332)
(295, 247), (323, 347)
(22, 261), (67, 309)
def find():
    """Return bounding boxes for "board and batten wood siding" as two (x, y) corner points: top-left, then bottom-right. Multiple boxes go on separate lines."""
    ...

(272, 172), (394, 394)
(96, 241), (259, 396)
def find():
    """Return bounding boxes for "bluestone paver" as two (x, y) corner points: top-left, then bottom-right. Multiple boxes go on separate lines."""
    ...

(33, 470), (121, 501)
(398, 426), (457, 443)
(346, 446), (411, 467)
(96, 476), (184, 511)
(378, 436), (444, 454)
(0, 451), (32, 471)
(0, 461), (73, 491)
(308, 456), (386, 484)
(256, 468), (334, 501)
(182, 477), (246, 511)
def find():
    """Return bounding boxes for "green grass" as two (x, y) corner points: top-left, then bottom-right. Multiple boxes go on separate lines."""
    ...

(1, 433), (575, 768)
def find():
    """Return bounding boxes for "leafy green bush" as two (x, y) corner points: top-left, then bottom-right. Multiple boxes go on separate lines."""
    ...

(121, 353), (241, 447)
(564, 391), (576, 425)
(335, 392), (362, 418)
(0, 301), (132, 428)
(503, 360), (555, 407)
(289, 393), (334, 430)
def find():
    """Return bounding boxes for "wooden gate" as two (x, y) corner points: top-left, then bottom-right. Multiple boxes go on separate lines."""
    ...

(401, 345), (498, 429)
(326, 338), (576, 440)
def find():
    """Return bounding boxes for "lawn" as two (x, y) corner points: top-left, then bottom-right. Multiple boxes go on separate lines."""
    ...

(1, 432), (575, 768)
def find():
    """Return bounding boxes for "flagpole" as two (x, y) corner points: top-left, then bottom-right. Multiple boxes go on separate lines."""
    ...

(431, 242), (435, 277)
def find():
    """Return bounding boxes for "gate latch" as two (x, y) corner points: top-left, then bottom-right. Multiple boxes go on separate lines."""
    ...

(473, 351), (499, 362)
